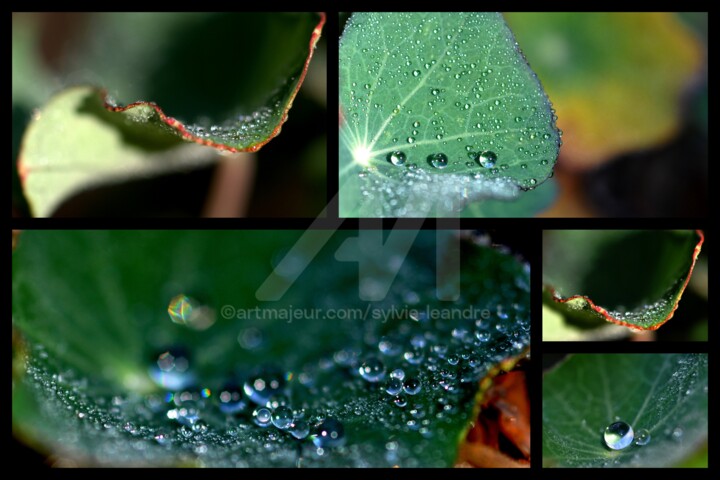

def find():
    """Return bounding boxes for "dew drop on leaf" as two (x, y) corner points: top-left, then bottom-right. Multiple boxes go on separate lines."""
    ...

(604, 421), (634, 450)
(634, 429), (651, 446)
(311, 418), (345, 448)
(359, 357), (387, 382)
(476, 150), (497, 168)
(252, 407), (272, 427)
(427, 153), (448, 169)
(387, 151), (407, 166)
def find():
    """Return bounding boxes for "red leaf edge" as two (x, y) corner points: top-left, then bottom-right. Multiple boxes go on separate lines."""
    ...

(545, 229), (704, 331)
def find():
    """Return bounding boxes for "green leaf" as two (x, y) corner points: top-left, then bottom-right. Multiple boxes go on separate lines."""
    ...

(19, 87), (219, 217)
(461, 177), (557, 218)
(338, 12), (560, 217)
(505, 13), (702, 169)
(543, 230), (703, 332)
(12, 230), (530, 466)
(543, 354), (708, 467)
(15, 12), (325, 217)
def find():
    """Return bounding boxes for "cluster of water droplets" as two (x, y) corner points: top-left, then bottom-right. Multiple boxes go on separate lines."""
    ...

(606, 297), (672, 329)
(21, 284), (530, 466)
(341, 12), (561, 209)
(184, 84), (294, 147)
(18, 232), (532, 466)
(357, 164), (519, 216)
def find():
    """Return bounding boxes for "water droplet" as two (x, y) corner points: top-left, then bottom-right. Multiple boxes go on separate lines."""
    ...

(290, 419), (310, 439)
(476, 151), (497, 168)
(635, 429), (651, 446)
(218, 383), (247, 414)
(154, 429), (172, 445)
(431, 88), (440, 96)
(428, 153), (448, 169)
(253, 407), (272, 427)
(604, 421), (634, 450)
(385, 378), (403, 395)
(412, 121), (421, 128)
(167, 294), (215, 330)
(529, 178), (537, 186)
(387, 151), (407, 166)
(672, 427), (683, 440)
(237, 327), (263, 350)
(407, 137), (415, 144)
(378, 337), (402, 356)
(412, 70), (421, 77)
(393, 395), (408, 407)
(403, 377), (421, 395)
(167, 399), (201, 427)
(359, 357), (387, 382)
(271, 406), (293, 429)
(389, 369), (405, 380)
(404, 347), (425, 364)
(311, 418), (345, 448)
(149, 347), (195, 390)
(243, 369), (286, 405)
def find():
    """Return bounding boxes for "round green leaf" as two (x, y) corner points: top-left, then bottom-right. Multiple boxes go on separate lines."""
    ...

(339, 12), (560, 217)
(543, 354), (708, 467)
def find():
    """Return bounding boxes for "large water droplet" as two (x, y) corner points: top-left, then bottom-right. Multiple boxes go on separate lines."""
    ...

(218, 383), (247, 414)
(387, 151), (407, 166)
(253, 407), (272, 428)
(359, 357), (387, 382)
(404, 347), (425, 364)
(167, 294), (215, 330)
(385, 378), (403, 395)
(476, 151), (497, 168)
(604, 421), (634, 450)
(290, 419), (310, 439)
(428, 153), (448, 169)
(149, 347), (195, 390)
(403, 377), (421, 395)
(271, 406), (293, 429)
(311, 418), (345, 448)
(634, 429), (651, 446)
(243, 369), (286, 405)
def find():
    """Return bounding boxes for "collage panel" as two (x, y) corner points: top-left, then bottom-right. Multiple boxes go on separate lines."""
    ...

(12, 12), (327, 218)
(542, 229), (707, 342)
(542, 353), (708, 468)
(338, 12), (707, 218)
(12, 229), (532, 467)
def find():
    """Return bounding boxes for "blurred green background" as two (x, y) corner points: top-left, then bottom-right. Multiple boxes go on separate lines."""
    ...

(504, 12), (708, 217)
